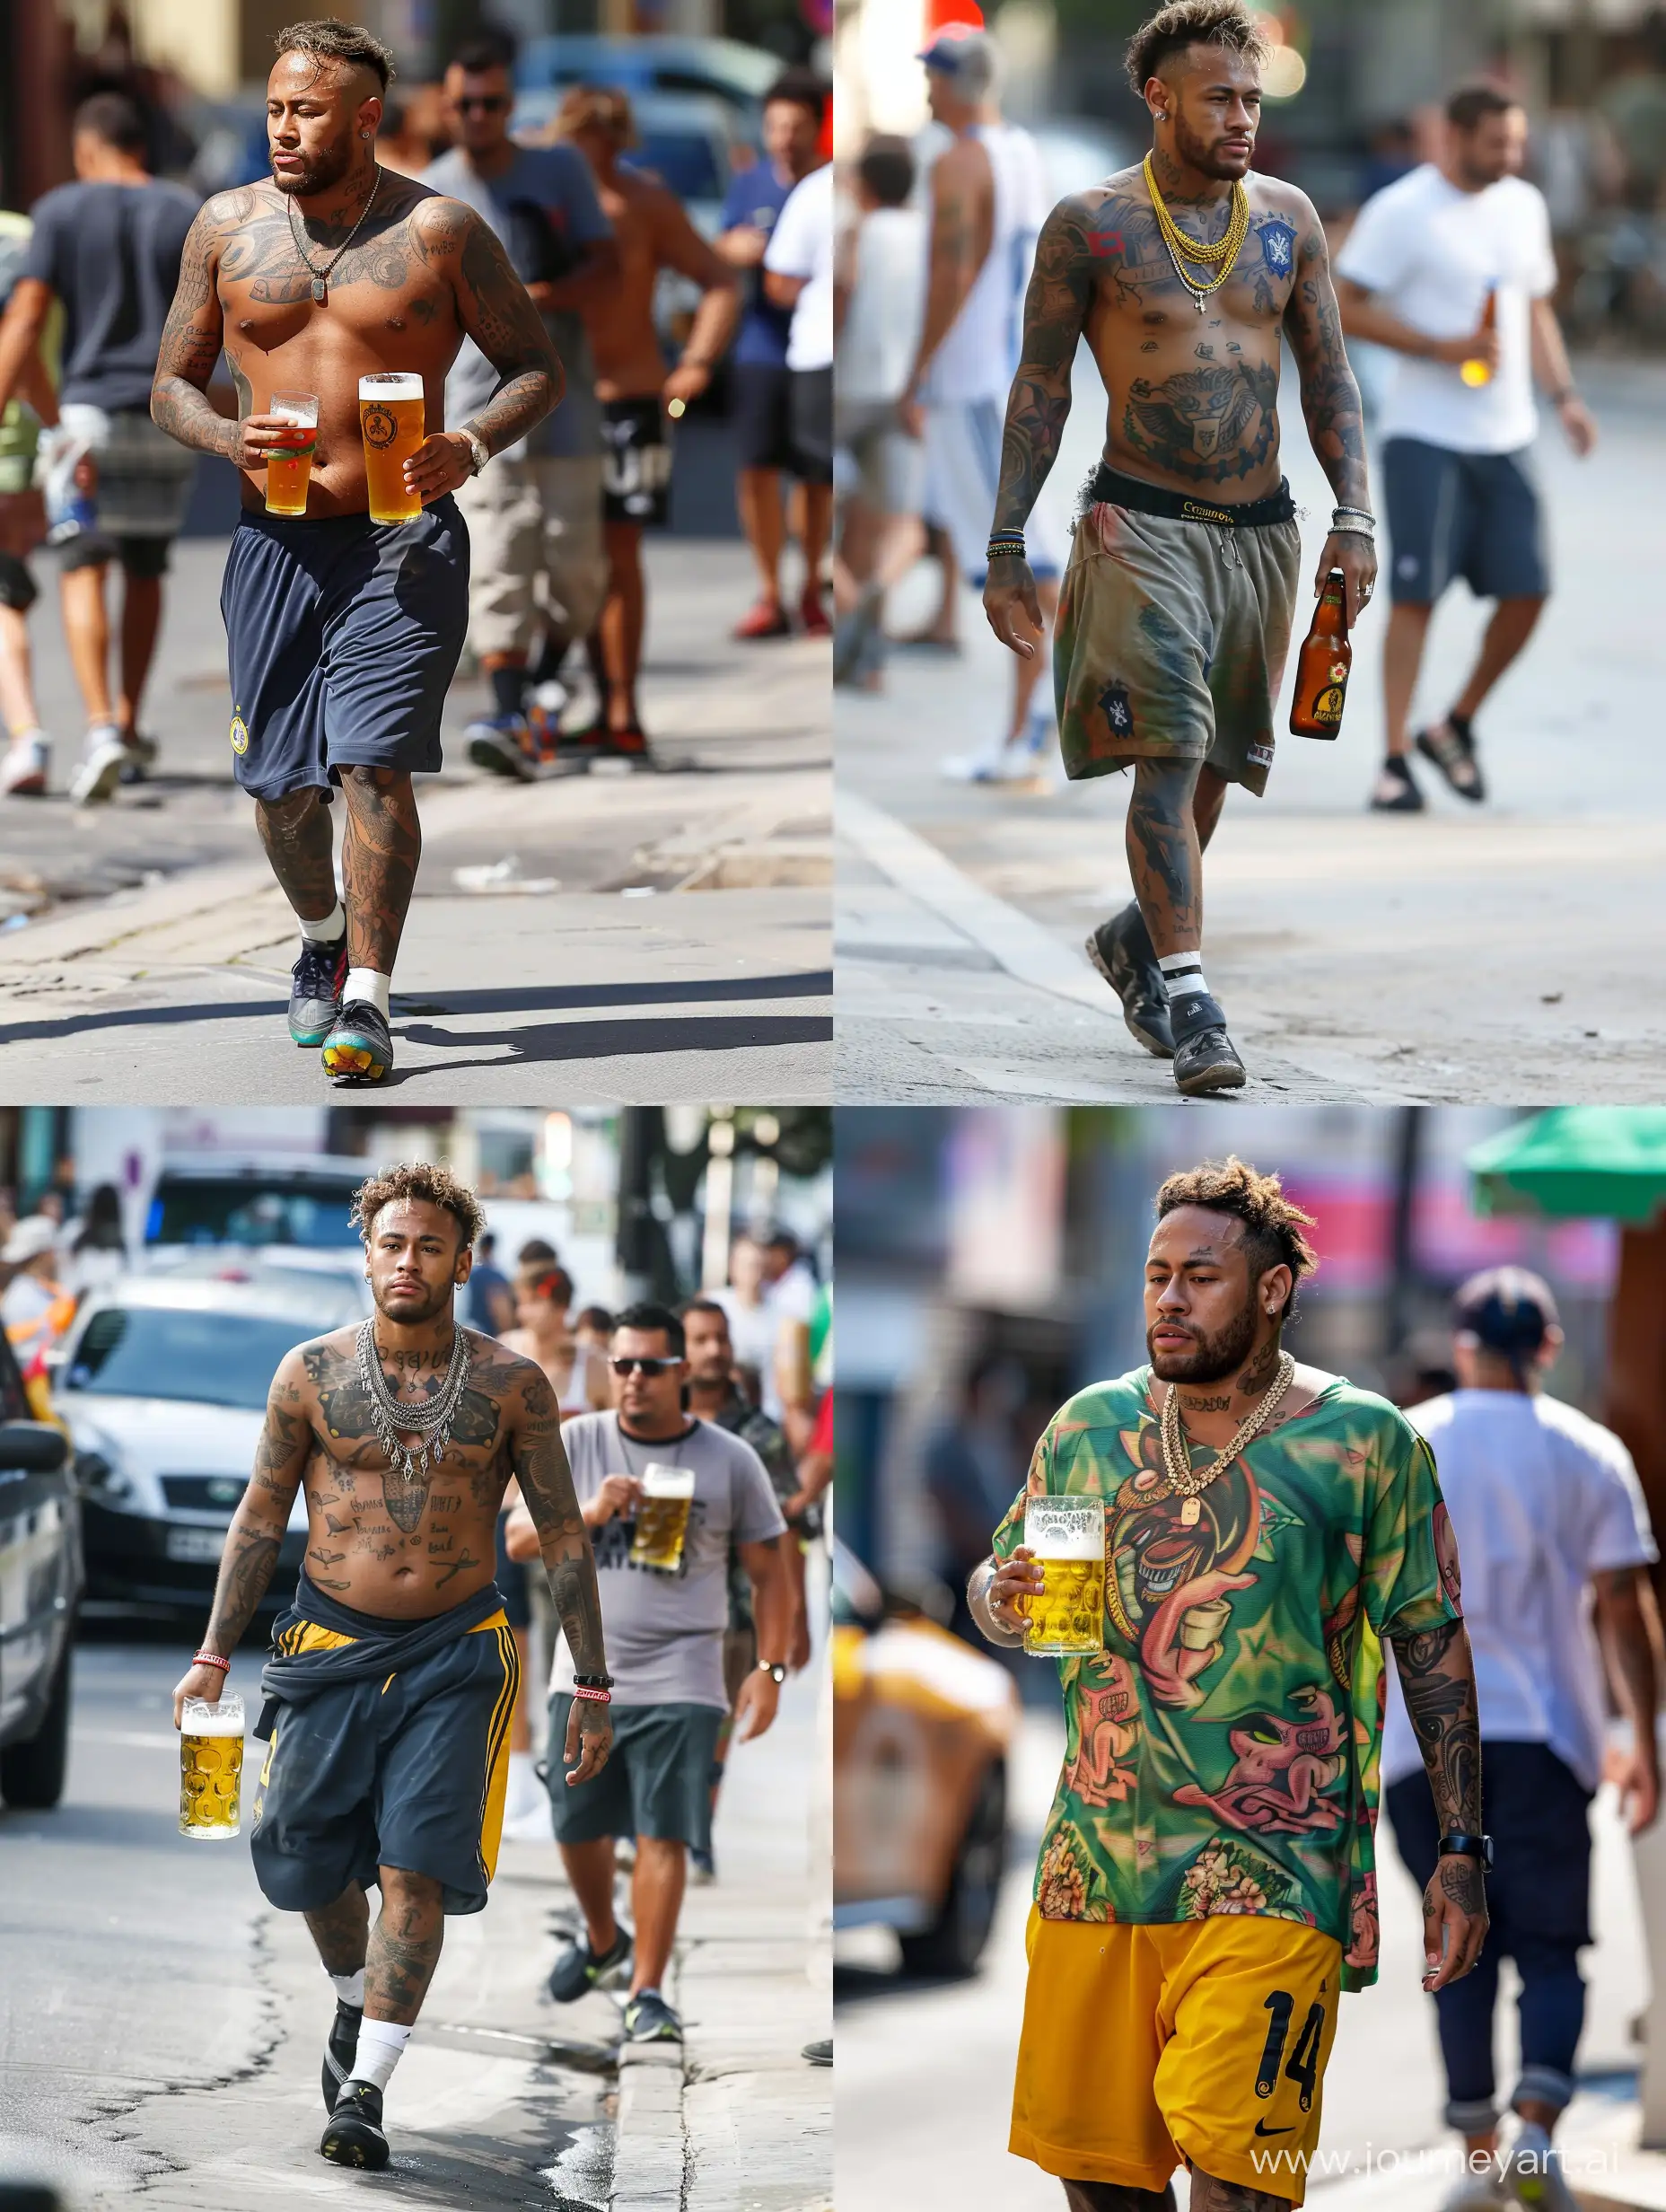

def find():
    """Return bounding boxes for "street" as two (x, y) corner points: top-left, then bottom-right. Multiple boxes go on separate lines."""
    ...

(836, 356), (1666, 1106)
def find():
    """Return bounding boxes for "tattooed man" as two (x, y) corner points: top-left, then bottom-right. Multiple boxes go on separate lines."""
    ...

(982, 0), (1376, 1095)
(150, 18), (563, 1086)
(966, 1157), (1486, 2212)
(171, 1160), (610, 2172)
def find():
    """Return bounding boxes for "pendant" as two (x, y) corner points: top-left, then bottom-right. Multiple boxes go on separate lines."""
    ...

(311, 276), (328, 304)
(1180, 1496), (1201, 1527)
(1195, 294), (1206, 314)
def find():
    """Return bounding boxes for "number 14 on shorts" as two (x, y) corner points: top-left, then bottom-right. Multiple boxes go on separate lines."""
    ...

(1256, 1988), (1326, 2112)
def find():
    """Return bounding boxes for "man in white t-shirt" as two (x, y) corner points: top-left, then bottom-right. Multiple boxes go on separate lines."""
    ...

(1383, 1267), (1659, 2212)
(1337, 84), (1597, 814)
(762, 159), (834, 633)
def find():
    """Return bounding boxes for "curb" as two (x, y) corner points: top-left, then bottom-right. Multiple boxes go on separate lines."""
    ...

(609, 2042), (684, 2212)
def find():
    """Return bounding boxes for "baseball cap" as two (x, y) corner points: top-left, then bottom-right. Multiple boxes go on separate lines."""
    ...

(917, 25), (999, 94)
(1451, 1265), (1559, 1368)
(3, 1215), (61, 1266)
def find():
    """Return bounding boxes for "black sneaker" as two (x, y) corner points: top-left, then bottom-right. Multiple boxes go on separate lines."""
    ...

(1416, 714), (1486, 803)
(289, 933), (347, 1047)
(623, 1990), (682, 2043)
(548, 1926), (633, 2004)
(321, 1999), (362, 2112)
(1085, 904), (1174, 1059)
(802, 2039), (832, 2067)
(320, 2080), (388, 2170)
(1369, 756), (1425, 812)
(1170, 991), (1247, 1096)
(320, 998), (393, 1086)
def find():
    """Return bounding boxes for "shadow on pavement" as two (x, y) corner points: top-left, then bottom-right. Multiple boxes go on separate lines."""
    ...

(397, 1011), (834, 1079)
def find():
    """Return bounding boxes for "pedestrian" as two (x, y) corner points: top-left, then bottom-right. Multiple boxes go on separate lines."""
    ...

(717, 68), (830, 642)
(0, 189), (61, 800)
(463, 1229), (514, 1333)
(1, 1215), (70, 1367)
(169, 1161), (612, 2172)
(504, 1258), (609, 1418)
(759, 156), (835, 638)
(424, 33), (618, 782)
(983, 0), (1378, 1097)
(924, 1356), (1027, 1647)
(896, 27), (1059, 786)
(0, 92), (197, 803)
(557, 87), (738, 763)
(1383, 1267), (1660, 2212)
(574, 1303), (614, 1362)
(831, 133), (926, 691)
(148, 18), (562, 1089)
(713, 1232), (785, 1423)
(63, 1180), (127, 1303)
(969, 1155), (1488, 2208)
(505, 1302), (792, 2042)
(1337, 83), (1597, 813)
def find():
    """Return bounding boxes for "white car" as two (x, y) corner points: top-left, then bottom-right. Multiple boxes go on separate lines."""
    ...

(55, 1267), (366, 1615)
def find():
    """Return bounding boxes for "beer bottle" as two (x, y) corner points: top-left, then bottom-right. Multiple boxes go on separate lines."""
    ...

(1289, 568), (1351, 740)
(1460, 285), (1497, 388)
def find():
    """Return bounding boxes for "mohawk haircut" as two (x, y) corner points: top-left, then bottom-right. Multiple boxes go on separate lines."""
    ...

(275, 17), (396, 92)
(1155, 1155), (1320, 1301)
(352, 1161), (486, 1253)
(1126, 0), (1272, 97)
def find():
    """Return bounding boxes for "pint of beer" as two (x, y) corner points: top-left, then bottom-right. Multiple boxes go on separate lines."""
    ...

(630, 1464), (696, 1575)
(359, 372), (425, 525)
(1022, 1497), (1107, 1657)
(179, 1693), (245, 1839)
(266, 391), (319, 517)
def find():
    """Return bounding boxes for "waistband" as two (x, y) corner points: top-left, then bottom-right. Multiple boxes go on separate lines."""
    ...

(234, 492), (459, 537)
(1088, 462), (1295, 528)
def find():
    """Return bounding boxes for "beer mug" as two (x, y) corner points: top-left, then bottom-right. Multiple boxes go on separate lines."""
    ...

(629, 1464), (696, 1574)
(266, 390), (319, 517)
(1022, 1497), (1107, 1657)
(179, 1693), (245, 1839)
(359, 372), (424, 525)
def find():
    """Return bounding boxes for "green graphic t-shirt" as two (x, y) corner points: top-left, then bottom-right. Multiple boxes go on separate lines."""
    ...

(992, 1365), (1462, 1991)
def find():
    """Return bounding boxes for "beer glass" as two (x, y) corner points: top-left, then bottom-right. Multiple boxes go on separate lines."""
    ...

(179, 1693), (245, 1839)
(266, 391), (319, 517)
(359, 372), (425, 525)
(630, 1464), (696, 1574)
(1022, 1498), (1107, 1656)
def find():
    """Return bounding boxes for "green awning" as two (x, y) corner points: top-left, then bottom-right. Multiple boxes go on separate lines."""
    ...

(1467, 1108), (1666, 1224)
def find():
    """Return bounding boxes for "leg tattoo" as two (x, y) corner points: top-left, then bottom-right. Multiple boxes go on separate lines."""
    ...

(304, 1883), (370, 1975)
(338, 767), (421, 973)
(1188, 2174), (1293, 2210)
(256, 787), (338, 926)
(1127, 759), (1204, 958)
(364, 1869), (444, 2026)
(1063, 2181), (1177, 2211)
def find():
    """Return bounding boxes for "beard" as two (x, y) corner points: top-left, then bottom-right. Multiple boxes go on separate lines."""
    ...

(272, 128), (356, 198)
(1147, 1295), (1259, 1386)
(375, 1277), (453, 1326)
(1173, 110), (1252, 181)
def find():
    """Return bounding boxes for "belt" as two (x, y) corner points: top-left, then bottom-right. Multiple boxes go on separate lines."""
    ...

(1088, 461), (1295, 528)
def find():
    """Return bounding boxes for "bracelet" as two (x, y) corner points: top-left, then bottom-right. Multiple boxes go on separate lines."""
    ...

(192, 1649), (231, 1672)
(986, 532), (1027, 563)
(573, 1684), (611, 1705)
(1332, 505), (1375, 527)
(572, 1672), (613, 1690)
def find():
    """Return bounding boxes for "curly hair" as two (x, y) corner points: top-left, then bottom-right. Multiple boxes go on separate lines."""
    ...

(1125, 0), (1271, 96)
(1155, 1155), (1320, 1293)
(351, 1162), (486, 1253)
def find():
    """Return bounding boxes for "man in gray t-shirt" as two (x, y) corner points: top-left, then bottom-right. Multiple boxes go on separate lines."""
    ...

(422, 42), (618, 778)
(507, 1302), (790, 2046)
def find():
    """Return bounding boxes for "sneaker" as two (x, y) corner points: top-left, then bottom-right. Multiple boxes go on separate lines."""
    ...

(117, 730), (158, 785)
(0, 731), (48, 797)
(68, 724), (127, 806)
(623, 1990), (682, 2044)
(467, 710), (535, 779)
(289, 934), (347, 1047)
(1085, 905), (1174, 1060)
(319, 2080), (388, 2171)
(1369, 755), (1425, 812)
(802, 2039), (832, 2068)
(321, 1999), (361, 2112)
(1170, 991), (1248, 1096)
(320, 999), (393, 1086)
(733, 597), (792, 642)
(1416, 714), (1486, 803)
(798, 584), (831, 638)
(1502, 2121), (1578, 2211)
(548, 1926), (633, 2004)
(940, 727), (1048, 786)
(558, 721), (656, 770)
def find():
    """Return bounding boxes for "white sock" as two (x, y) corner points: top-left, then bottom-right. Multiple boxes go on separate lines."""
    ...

(300, 901), (346, 945)
(327, 1965), (365, 2009)
(1158, 951), (1208, 1002)
(346, 2017), (410, 2092)
(345, 967), (391, 1018)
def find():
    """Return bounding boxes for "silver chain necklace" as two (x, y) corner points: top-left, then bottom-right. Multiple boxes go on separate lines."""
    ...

(355, 1316), (472, 1482)
(1159, 1350), (1295, 1526)
(287, 164), (382, 304)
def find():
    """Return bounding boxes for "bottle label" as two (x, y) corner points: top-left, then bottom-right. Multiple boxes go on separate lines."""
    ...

(1311, 683), (1346, 725)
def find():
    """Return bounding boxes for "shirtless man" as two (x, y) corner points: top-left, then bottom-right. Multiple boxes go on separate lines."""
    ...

(557, 86), (738, 760)
(170, 1161), (610, 2172)
(983, 0), (1377, 1097)
(150, 18), (562, 1086)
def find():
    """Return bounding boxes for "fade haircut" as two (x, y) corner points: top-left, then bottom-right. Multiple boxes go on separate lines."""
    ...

(275, 17), (396, 92)
(352, 1161), (486, 1253)
(613, 1301), (686, 1357)
(75, 92), (146, 154)
(1125, 0), (1271, 97)
(679, 1296), (732, 1333)
(1446, 82), (1518, 132)
(1155, 1155), (1320, 1305)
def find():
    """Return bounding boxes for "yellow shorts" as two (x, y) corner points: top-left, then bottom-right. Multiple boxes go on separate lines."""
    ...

(1011, 1909), (1343, 2207)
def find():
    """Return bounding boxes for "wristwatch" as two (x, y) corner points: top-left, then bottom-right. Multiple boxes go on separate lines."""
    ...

(459, 423), (490, 476)
(1438, 1830), (1494, 1871)
(756, 1661), (787, 1685)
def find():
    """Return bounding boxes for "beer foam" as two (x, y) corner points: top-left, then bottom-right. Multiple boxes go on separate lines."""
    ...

(182, 1700), (245, 1737)
(1024, 1499), (1104, 1558)
(643, 1463), (695, 1497)
(359, 372), (424, 401)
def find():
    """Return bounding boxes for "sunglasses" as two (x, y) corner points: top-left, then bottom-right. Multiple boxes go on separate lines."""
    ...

(455, 94), (509, 113)
(610, 1356), (678, 1376)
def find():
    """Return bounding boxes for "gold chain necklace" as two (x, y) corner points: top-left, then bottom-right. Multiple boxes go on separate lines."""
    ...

(1158, 1350), (1295, 1524)
(1143, 152), (1250, 313)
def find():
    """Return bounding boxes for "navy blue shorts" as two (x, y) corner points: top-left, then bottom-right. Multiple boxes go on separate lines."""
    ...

(220, 496), (469, 803)
(250, 1607), (520, 1916)
(546, 1695), (721, 1850)
(1381, 437), (1548, 606)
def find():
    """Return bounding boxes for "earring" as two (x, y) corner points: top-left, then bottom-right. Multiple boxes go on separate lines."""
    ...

(361, 129), (372, 139)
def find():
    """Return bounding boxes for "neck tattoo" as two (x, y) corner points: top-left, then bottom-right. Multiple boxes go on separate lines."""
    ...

(1158, 1350), (1295, 1526)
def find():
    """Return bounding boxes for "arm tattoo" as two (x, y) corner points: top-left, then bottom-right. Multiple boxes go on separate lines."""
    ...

(1390, 1616), (1482, 1834)
(152, 199), (238, 460)
(204, 1526), (283, 1653)
(509, 1365), (609, 1679)
(1283, 217), (1371, 512)
(443, 205), (563, 455)
(992, 196), (1095, 531)
(202, 1362), (309, 1650)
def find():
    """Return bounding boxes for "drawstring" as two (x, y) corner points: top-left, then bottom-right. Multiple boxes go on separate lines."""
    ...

(1214, 523), (1244, 570)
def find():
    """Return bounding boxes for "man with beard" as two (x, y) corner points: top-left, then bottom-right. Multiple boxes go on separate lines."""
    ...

(966, 1156), (1487, 2212)
(150, 18), (563, 1086)
(170, 1161), (611, 2172)
(981, 0), (1377, 1095)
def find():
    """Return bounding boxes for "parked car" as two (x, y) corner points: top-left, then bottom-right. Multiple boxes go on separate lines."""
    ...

(142, 1154), (366, 1268)
(0, 1321), (81, 1811)
(54, 1269), (365, 1614)
(833, 1539), (1020, 1975)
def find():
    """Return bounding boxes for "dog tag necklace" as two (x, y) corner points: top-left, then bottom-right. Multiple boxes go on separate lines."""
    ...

(1159, 1351), (1294, 1524)
(355, 1316), (472, 1485)
(288, 164), (382, 303)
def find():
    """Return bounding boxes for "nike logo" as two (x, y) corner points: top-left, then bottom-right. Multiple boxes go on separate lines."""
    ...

(1254, 2121), (1294, 2137)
